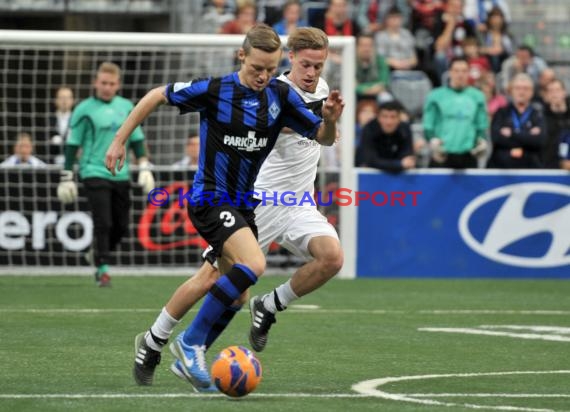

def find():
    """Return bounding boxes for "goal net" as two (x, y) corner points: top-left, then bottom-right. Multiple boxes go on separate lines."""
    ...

(0, 30), (356, 276)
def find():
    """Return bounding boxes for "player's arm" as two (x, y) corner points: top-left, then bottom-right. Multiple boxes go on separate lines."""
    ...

(57, 111), (88, 204)
(105, 86), (167, 175)
(315, 90), (345, 146)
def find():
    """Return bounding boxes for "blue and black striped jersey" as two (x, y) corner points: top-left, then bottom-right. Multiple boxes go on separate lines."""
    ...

(166, 72), (323, 208)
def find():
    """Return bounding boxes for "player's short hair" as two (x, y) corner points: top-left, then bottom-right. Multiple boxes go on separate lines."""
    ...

(242, 24), (281, 55)
(287, 27), (329, 52)
(96, 61), (121, 79)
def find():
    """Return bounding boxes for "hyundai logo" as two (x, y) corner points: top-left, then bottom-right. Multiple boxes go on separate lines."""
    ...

(458, 183), (570, 268)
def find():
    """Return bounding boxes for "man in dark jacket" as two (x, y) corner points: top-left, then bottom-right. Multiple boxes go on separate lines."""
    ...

(357, 100), (415, 171)
(543, 78), (570, 169)
(488, 73), (546, 168)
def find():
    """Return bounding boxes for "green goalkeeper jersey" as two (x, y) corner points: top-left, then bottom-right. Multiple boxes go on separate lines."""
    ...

(67, 96), (144, 181)
(422, 86), (488, 154)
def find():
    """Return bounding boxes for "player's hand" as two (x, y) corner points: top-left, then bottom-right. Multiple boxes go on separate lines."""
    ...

(137, 159), (155, 194)
(429, 138), (447, 163)
(470, 137), (488, 159)
(105, 140), (126, 176)
(57, 170), (78, 204)
(322, 90), (345, 124)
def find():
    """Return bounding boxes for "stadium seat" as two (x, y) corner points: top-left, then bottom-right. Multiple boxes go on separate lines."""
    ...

(389, 70), (433, 120)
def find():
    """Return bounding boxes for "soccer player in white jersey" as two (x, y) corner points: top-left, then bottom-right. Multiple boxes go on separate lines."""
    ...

(132, 27), (344, 389)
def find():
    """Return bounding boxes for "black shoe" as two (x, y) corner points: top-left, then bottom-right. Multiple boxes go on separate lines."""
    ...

(248, 296), (276, 352)
(133, 332), (161, 386)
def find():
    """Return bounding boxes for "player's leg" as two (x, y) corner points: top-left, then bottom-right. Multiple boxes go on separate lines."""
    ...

(250, 207), (343, 351)
(109, 181), (130, 252)
(133, 261), (219, 386)
(169, 258), (248, 391)
(83, 178), (114, 287)
(170, 205), (264, 388)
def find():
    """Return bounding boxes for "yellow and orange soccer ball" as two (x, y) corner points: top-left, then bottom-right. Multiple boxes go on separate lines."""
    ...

(211, 345), (262, 397)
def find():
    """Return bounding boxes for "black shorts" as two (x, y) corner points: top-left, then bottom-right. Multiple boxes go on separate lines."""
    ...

(187, 203), (258, 259)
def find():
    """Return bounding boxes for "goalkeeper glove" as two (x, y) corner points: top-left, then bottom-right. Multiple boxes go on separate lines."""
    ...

(429, 138), (447, 163)
(137, 159), (155, 194)
(470, 137), (488, 159)
(57, 170), (78, 204)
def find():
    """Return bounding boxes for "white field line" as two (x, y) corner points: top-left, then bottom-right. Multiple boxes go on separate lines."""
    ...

(479, 325), (570, 334)
(404, 393), (570, 398)
(1, 308), (569, 315)
(352, 370), (570, 412)
(0, 393), (369, 399)
(418, 327), (570, 342)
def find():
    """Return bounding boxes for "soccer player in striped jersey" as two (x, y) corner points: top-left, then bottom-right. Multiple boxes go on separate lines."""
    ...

(104, 24), (344, 388)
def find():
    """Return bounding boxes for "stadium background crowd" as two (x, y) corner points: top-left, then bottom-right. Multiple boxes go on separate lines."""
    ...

(1, 0), (570, 172)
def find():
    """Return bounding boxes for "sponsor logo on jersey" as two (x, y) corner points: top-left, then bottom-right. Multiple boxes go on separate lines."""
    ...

(223, 131), (268, 152)
(173, 81), (192, 92)
(268, 101), (280, 120)
(242, 99), (259, 108)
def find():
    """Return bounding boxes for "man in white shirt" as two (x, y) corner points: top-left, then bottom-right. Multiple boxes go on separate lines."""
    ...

(1, 133), (46, 167)
(49, 86), (75, 165)
(172, 135), (200, 169)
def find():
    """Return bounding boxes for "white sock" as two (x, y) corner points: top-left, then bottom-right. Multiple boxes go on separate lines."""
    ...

(145, 307), (179, 351)
(262, 279), (299, 314)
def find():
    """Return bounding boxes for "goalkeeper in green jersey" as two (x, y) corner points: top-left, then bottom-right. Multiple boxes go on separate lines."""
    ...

(57, 62), (154, 287)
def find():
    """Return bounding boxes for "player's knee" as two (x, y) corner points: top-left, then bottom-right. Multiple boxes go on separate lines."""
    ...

(241, 253), (266, 277)
(317, 247), (344, 278)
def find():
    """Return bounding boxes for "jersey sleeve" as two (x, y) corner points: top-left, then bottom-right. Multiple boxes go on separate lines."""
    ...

(280, 85), (322, 140)
(165, 78), (210, 114)
(67, 104), (90, 146)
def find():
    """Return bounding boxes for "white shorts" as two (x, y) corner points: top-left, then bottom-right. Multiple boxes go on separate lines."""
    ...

(255, 204), (339, 262)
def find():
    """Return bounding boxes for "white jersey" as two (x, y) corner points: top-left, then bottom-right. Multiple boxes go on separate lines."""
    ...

(254, 73), (329, 205)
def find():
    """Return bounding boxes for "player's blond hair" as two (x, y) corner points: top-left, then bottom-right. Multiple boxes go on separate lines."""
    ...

(242, 23), (281, 55)
(96, 61), (121, 79)
(287, 27), (329, 52)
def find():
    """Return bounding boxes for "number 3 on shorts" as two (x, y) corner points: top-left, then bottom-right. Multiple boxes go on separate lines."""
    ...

(219, 211), (235, 227)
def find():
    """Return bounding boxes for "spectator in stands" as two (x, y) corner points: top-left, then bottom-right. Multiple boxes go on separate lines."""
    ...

(536, 68), (556, 105)
(57, 62), (155, 287)
(500, 45), (548, 92)
(479, 6), (513, 73)
(433, 0), (476, 84)
(49, 86), (75, 165)
(356, 33), (391, 101)
(314, 0), (361, 38)
(355, 99), (379, 164)
(543, 79), (570, 169)
(199, 0), (235, 34)
(357, 100), (415, 171)
(462, 36), (490, 86)
(423, 57), (488, 168)
(463, 0), (510, 32)
(257, 0), (286, 26)
(1, 133), (46, 167)
(271, 0), (307, 35)
(356, 0), (411, 34)
(375, 7), (417, 71)
(488, 73), (546, 169)
(411, 0), (444, 34)
(219, 0), (256, 34)
(478, 71), (507, 117)
(173, 135), (200, 169)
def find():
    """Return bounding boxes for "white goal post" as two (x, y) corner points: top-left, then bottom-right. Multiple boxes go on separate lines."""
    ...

(0, 30), (356, 278)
